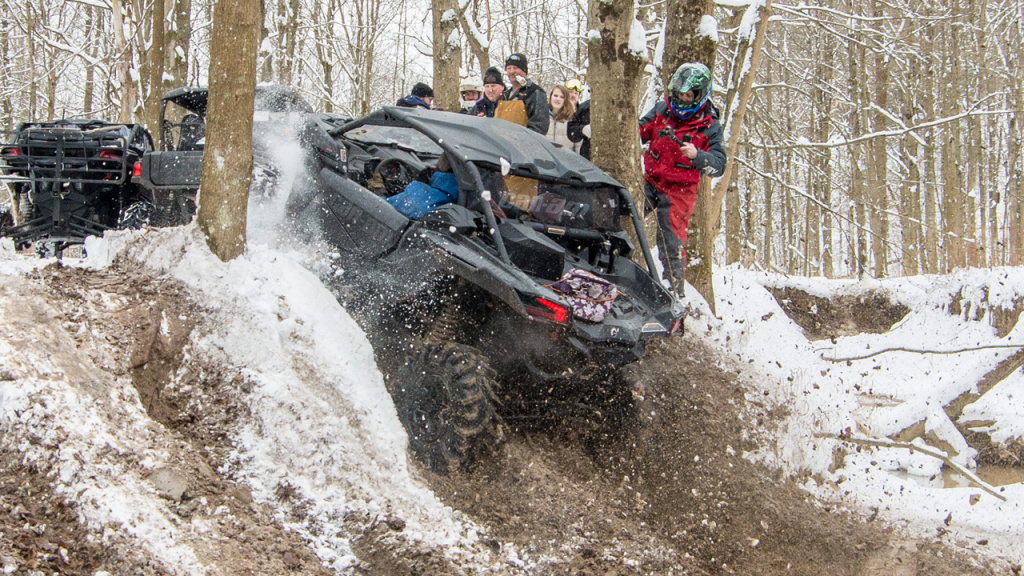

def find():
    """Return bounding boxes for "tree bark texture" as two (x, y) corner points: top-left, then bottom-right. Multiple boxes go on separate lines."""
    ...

(432, 0), (461, 111)
(111, 0), (136, 124)
(587, 0), (647, 266)
(146, 0), (166, 147)
(197, 0), (260, 261)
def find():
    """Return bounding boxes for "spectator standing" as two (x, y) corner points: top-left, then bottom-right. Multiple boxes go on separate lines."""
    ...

(469, 67), (505, 118)
(545, 85), (580, 153)
(566, 99), (591, 160)
(458, 82), (482, 113)
(638, 62), (726, 297)
(396, 83), (433, 109)
(497, 54), (549, 134)
(565, 78), (584, 106)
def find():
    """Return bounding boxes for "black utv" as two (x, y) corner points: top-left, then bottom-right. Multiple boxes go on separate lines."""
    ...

(288, 107), (684, 474)
(135, 84), (349, 226)
(0, 119), (154, 255)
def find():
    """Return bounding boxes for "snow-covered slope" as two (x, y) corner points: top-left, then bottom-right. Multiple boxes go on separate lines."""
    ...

(1, 227), (506, 573)
(695, 265), (1024, 562)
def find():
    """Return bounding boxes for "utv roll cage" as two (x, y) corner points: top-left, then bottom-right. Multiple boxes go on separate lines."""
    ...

(332, 107), (662, 281)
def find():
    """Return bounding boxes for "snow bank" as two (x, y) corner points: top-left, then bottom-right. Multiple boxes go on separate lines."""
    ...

(701, 266), (1024, 564)
(81, 225), (497, 570)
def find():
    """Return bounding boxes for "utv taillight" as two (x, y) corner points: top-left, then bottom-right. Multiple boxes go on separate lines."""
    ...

(99, 149), (121, 159)
(1, 147), (18, 157)
(526, 297), (571, 324)
(132, 162), (142, 177)
(670, 318), (683, 334)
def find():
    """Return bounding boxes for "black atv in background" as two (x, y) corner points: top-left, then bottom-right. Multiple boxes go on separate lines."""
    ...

(135, 84), (349, 225)
(288, 107), (684, 474)
(0, 119), (154, 256)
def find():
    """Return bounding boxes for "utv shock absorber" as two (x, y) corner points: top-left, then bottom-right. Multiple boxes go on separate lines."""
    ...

(427, 295), (462, 344)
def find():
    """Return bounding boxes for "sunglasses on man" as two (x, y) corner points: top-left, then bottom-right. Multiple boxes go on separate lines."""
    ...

(565, 79), (584, 92)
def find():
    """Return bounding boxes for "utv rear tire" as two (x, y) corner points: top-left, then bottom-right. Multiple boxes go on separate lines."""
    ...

(394, 341), (502, 475)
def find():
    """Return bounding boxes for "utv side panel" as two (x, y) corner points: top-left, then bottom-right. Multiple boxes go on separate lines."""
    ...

(497, 221), (566, 281)
(317, 168), (409, 258)
(137, 151), (203, 189)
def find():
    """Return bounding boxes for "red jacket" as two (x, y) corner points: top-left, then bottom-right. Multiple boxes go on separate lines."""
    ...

(639, 98), (725, 188)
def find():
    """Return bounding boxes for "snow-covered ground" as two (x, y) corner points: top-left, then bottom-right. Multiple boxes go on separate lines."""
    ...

(3, 209), (1024, 570)
(696, 265), (1024, 562)
(1, 225), (506, 573)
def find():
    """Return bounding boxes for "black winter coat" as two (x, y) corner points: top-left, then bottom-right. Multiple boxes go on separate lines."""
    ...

(469, 97), (500, 118)
(567, 100), (591, 160)
(503, 80), (550, 135)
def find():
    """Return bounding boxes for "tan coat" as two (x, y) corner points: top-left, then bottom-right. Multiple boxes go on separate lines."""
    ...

(546, 118), (581, 153)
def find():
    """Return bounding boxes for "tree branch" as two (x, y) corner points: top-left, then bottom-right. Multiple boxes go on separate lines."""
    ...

(817, 433), (1007, 502)
(820, 343), (1024, 363)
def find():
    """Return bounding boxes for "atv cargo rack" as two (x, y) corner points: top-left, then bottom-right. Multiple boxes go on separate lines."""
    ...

(0, 120), (153, 252)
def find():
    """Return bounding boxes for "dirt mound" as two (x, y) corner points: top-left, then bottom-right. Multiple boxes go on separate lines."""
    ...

(422, 337), (1000, 575)
(1, 263), (330, 575)
(1, 264), (1005, 575)
(769, 287), (910, 341)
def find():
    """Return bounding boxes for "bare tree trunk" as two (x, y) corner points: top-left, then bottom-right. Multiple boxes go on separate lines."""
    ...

(809, 25), (832, 276)
(867, 0), (889, 277)
(848, 14), (868, 278)
(722, 8), (745, 266)
(197, 0), (260, 261)
(45, 49), (57, 121)
(762, 147), (774, 270)
(968, 0), (987, 266)
(726, 180), (741, 264)
(312, 0), (335, 113)
(147, 0), (166, 146)
(111, 0), (136, 123)
(900, 69), (921, 276)
(275, 0), (299, 84)
(0, 17), (11, 129)
(83, 7), (97, 116)
(432, 0), (461, 111)
(939, 0), (966, 270)
(459, 4), (490, 72)
(588, 0), (647, 267)
(258, 0), (273, 82)
(26, 0), (37, 121)
(170, 0), (193, 87)
(1008, 77), (1024, 265)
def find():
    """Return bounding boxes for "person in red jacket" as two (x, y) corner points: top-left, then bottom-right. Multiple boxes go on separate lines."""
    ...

(639, 62), (726, 297)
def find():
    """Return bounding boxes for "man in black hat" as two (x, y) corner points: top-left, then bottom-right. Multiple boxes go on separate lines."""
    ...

(470, 67), (505, 118)
(396, 82), (433, 109)
(499, 53), (548, 134)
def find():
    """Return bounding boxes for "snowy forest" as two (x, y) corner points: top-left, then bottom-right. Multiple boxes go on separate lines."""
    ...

(1, 0), (1021, 279)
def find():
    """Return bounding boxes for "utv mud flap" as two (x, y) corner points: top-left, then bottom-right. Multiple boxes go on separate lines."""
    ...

(317, 168), (409, 259)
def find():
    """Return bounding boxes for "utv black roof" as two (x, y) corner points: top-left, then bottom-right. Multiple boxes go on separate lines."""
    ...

(340, 107), (622, 189)
(161, 84), (315, 116)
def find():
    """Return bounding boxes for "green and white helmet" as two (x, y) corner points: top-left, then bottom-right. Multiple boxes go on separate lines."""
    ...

(667, 62), (712, 119)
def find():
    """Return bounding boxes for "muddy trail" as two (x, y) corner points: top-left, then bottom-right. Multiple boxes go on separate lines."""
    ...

(0, 263), (1006, 575)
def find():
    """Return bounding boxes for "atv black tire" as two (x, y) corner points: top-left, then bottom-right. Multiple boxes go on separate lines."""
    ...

(119, 200), (154, 229)
(394, 341), (502, 475)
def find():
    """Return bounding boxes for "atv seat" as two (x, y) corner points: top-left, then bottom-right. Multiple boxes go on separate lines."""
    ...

(177, 114), (205, 151)
(317, 168), (410, 258)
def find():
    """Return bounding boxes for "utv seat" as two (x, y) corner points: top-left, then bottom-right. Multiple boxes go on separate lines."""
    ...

(177, 114), (205, 151)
